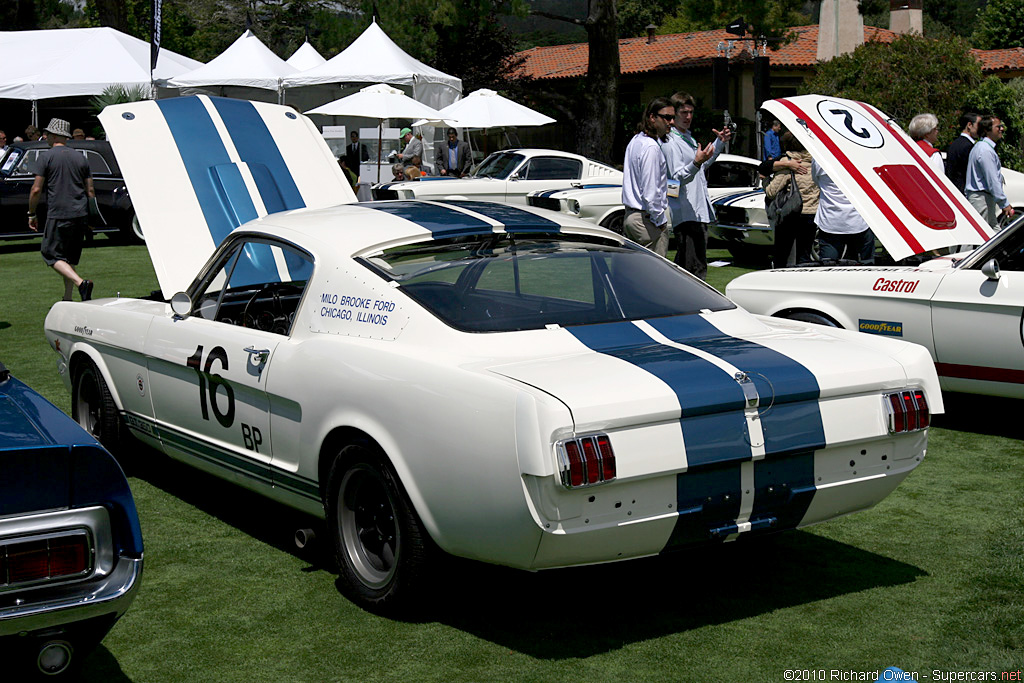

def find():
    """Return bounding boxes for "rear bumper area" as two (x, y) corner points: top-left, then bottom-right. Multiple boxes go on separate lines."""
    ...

(0, 556), (142, 637)
(527, 431), (925, 569)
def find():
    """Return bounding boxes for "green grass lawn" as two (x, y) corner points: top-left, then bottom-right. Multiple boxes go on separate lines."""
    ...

(3, 236), (1022, 682)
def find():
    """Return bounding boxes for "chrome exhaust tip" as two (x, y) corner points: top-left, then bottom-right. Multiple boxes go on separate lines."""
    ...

(37, 640), (73, 676)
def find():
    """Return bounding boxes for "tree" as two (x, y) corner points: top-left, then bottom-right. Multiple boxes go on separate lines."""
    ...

(531, 0), (619, 163)
(971, 0), (1024, 49)
(802, 33), (983, 148)
(430, 9), (533, 98)
(963, 76), (1024, 172)
(656, 0), (808, 41)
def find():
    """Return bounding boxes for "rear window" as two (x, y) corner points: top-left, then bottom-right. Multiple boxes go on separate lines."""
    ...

(360, 234), (733, 332)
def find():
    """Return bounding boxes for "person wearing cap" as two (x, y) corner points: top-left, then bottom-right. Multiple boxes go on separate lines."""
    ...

(28, 118), (96, 301)
(435, 127), (471, 178)
(396, 127), (423, 165)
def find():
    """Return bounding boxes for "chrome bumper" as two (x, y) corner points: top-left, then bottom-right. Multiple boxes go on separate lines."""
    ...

(0, 555), (143, 636)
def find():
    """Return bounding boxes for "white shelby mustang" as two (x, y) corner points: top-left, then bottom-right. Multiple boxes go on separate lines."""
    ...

(727, 95), (1024, 399)
(373, 148), (621, 205)
(46, 95), (940, 614)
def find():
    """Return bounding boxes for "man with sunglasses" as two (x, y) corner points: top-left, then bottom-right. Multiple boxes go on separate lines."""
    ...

(622, 97), (675, 256)
(966, 116), (1015, 228)
(660, 92), (732, 280)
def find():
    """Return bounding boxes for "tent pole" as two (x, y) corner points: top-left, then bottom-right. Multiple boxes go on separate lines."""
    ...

(377, 121), (383, 184)
(32, 100), (38, 128)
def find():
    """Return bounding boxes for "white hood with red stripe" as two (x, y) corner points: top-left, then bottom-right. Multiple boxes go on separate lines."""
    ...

(763, 95), (994, 260)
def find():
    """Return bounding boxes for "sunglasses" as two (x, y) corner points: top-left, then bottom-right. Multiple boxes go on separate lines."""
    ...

(654, 113), (675, 122)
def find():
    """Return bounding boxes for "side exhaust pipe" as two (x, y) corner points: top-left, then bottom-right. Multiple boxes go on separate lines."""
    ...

(294, 528), (316, 550)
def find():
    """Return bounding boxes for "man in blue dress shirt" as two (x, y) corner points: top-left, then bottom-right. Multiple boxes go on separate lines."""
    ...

(659, 92), (731, 280)
(965, 116), (1015, 227)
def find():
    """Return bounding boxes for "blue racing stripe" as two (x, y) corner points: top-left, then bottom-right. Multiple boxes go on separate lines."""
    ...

(646, 315), (826, 455)
(156, 97), (271, 287)
(567, 320), (750, 466)
(211, 97), (305, 214)
(441, 200), (561, 233)
(715, 190), (764, 207)
(156, 97), (239, 244)
(361, 200), (492, 237)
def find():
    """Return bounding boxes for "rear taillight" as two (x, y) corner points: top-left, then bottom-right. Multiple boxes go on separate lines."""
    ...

(1, 530), (92, 588)
(557, 434), (616, 488)
(885, 390), (930, 434)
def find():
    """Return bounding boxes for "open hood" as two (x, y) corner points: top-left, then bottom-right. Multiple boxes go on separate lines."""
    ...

(763, 95), (994, 261)
(98, 95), (357, 295)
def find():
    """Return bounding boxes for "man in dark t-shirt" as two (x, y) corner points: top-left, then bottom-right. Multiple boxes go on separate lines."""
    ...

(28, 118), (96, 301)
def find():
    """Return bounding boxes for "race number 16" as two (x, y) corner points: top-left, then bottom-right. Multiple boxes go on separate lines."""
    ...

(186, 344), (235, 428)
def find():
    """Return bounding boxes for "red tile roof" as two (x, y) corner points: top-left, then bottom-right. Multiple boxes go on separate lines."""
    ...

(972, 47), (1024, 73)
(516, 24), (1013, 79)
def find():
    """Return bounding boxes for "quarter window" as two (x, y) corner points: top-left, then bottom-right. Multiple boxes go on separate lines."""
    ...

(522, 157), (583, 181)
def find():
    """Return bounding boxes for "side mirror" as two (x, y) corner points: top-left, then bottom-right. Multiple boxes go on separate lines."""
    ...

(170, 291), (192, 318)
(981, 259), (1001, 281)
(508, 172), (521, 182)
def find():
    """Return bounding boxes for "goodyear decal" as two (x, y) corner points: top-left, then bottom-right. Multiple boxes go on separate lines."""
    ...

(859, 319), (904, 336)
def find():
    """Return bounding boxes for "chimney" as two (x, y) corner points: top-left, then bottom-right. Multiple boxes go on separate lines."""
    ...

(646, 24), (657, 44)
(890, 0), (924, 34)
(817, 0), (865, 61)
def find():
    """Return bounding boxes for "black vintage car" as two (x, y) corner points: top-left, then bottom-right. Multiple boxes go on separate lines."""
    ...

(0, 141), (141, 242)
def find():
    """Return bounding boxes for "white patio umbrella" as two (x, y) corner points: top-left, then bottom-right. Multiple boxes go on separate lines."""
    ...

(412, 88), (555, 160)
(413, 88), (555, 129)
(306, 83), (448, 182)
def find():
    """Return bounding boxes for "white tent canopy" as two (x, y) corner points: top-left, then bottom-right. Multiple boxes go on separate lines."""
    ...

(282, 20), (461, 112)
(306, 83), (445, 119)
(414, 88), (555, 128)
(286, 41), (326, 71)
(168, 30), (296, 91)
(0, 27), (202, 100)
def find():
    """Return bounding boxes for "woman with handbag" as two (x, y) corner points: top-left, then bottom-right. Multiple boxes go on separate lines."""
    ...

(765, 133), (819, 267)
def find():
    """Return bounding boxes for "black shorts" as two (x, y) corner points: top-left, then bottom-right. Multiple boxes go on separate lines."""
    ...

(41, 217), (88, 266)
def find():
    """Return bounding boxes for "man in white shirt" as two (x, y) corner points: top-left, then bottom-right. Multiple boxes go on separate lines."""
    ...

(622, 97), (675, 256)
(812, 159), (874, 264)
(660, 91), (731, 280)
(965, 116), (1015, 228)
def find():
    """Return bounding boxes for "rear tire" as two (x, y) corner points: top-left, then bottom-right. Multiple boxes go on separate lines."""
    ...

(780, 311), (839, 327)
(326, 444), (430, 614)
(72, 359), (123, 453)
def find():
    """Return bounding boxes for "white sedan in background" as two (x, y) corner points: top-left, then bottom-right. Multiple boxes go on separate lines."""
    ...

(45, 96), (940, 615)
(527, 154), (763, 233)
(372, 148), (621, 204)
